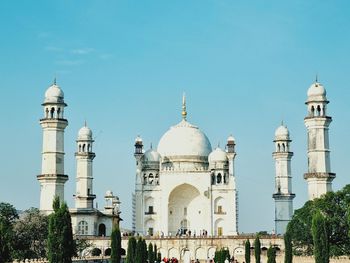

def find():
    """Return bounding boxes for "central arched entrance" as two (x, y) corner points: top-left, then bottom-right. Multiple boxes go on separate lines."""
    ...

(168, 183), (201, 236)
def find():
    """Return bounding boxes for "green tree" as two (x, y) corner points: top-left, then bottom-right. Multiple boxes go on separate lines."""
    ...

(312, 210), (329, 263)
(126, 236), (137, 263)
(153, 244), (158, 263)
(110, 226), (121, 263)
(47, 197), (74, 263)
(288, 184), (350, 256)
(0, 202), (18, 263)
(245, 239), (251, 263)
(12, 207), (48, 260)
(142, 239), (148, 263)
(284, 229), (293, 263)
(135, 237), (143, 263)
(267, 246), (276, 263)
(288, 185), (350, 257)
(157, 252), (162, 262)
(148, 242), (154, 263)
(254, 236), (261, 263)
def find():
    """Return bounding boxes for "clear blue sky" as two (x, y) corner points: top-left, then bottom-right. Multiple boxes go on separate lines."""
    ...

(1, 0), (350, 233)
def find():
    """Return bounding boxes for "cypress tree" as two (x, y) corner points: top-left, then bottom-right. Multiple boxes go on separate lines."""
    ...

(135, 237), (143, 263)
(267, 246), (276, 263)
(254, 236), (261, 263)
(47, 197), (74, 263)
(284, 230), (293, 263)
(142, 239), (148, 263)
(110, 225), (121, 263)
(153, 244), (158, 263)
(126, 237), (137, 263)
(157, 252), (162, 262)
(148, 242), (154, 263)
(245, 239), (251, 263)
(312, 210), (329, 263)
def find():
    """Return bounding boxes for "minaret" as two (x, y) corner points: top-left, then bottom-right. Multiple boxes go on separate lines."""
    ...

(304, 80), (335, 200)
(74, 124), (96, 209)
(133, 135), (144, 232)
(272, 124), (295, 235)
(226, 135), (238, 234)
(37, 80), (68, 214)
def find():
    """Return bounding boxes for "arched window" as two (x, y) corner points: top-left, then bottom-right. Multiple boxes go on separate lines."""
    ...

(311, 106), (315, 117)
(148, 173), (154, 184)
(322, 106), (326, 116)
(105, 248), (111, 256)
(277, 144), (281, 152)
(317, 105), (321, 116)
(88, 144), (91, 152)
(98, 224), (106, 236)
(282, 143), (286, 152)
(82, 144), (86, 152)
(45, 108), (49, 118)
(223, 173), (227, 184)
(155, 174), (159, 185)
(211, 174), (215, 185)
(143, 174), (147, 185)
(79, 144), (82, 152)
(78, 220), (88, 235)
(217, 173), (222, 184)
(50, 107), (55, 118)
(57, 108), (61, 118)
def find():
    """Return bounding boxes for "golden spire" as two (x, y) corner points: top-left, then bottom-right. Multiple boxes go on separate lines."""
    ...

(182, 92), (187, 120)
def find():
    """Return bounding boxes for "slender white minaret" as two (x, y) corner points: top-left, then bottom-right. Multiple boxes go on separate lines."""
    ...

(304, 80), (335, 200)
(37, 80), (68, 214)
(226, 135), (238, 234)
(74, 124), (96, 209)
(273, 124), (295, 235)
(133, 136), (144, 232)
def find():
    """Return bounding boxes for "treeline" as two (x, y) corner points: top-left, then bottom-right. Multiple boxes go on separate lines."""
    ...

(0, 197), (83, 263)
(285, 184), (350, 263)
(125, 236), (161, 263)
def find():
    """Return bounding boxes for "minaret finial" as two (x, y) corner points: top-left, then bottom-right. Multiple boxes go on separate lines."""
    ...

(281, 120), (284, 126)
(84, 120), (87, 127)
(150, 142), (153, 149)
(182, 92), (187, 120)
(315, 73), (318, 83)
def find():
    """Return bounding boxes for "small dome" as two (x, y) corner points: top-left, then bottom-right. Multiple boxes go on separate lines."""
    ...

(307, 82), (327, 101)
(135, 136), (143, 144)
(208, 147), (228, 163)
(158, 120), (212, 157)
(105, 190), (113, 198)
(275, 125), (289, 140)
(227, 135), (235, 142)
(143, 149), (161, 162)
(44, 83), (64, 104)
(78, 126), (92, 140)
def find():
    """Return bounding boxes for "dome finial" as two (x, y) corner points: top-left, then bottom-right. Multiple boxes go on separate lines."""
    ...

(182, 92), (187, 120)
(84, 120), (87, 127)
(315, 73), (318, 83)
(281, 120), (284, 126)
(53, 76), (57, 85)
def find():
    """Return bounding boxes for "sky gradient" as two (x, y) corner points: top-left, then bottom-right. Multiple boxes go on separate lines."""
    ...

(1, 0), (350, 233)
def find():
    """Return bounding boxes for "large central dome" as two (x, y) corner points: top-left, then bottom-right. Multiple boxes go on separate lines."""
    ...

(157, 119), (212, 157)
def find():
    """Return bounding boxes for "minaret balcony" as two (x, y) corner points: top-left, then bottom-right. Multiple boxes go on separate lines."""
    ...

(40, 117), (68, 122)
(145, 211), (157, 215)
(214, 211), (227, 215)
(304, 172), (336, 180)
